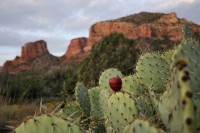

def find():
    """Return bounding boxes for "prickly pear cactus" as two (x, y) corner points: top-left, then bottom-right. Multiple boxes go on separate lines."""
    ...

(75, 82), (90, 117)
(128, 119), (166, 133)
(107, 92), (138, 133)
(161, 49), (175, 64)
(61, 102), (82, 121)
(169, 60), (196, 133)
(122, 75), (145, 96)
(99, 68), (123, 93)
(106, 126), (115, 133)
(182, 24), (192, 39)
(172, 37), (200, 99)
(158, 86), (174, 128)
(136, 53), (170, 92)
(88, 87), (104, 121)
(148, 88), (159, 109)
(99, 89), (109, 116)
(15, 115), (84, 133)
(135, 95), (155, 117)
(122, 124), (131, 133)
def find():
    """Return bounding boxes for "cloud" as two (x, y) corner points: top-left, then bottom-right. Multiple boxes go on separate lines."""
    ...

(0, 0), (199, 65)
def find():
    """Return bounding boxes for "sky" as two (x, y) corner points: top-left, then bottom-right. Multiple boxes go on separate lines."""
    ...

(0, 0), (200, 66)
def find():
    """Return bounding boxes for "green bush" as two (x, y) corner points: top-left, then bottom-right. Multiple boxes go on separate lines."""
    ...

(43, 66), (77, 97)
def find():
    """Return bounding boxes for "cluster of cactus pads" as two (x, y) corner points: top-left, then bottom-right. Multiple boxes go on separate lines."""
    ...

(15, 24), (200, 133)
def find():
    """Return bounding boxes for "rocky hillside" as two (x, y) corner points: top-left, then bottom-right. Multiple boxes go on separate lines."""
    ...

(3, 40), (60, 74)
(3, 12), (200, 74)
(61, 37), (88, 65)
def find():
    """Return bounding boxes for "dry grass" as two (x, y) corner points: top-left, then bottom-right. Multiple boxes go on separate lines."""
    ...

(0, 86), (63, 132)
(0, 103), (38, 124)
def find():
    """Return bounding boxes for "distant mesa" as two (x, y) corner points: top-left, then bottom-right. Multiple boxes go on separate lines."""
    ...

(21, 40), (49, 60)
(3, 40), (60, 74)
(3, 12), (200, 74)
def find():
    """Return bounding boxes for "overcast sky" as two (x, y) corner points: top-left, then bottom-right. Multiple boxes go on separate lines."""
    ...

(0, 0), (200, 66)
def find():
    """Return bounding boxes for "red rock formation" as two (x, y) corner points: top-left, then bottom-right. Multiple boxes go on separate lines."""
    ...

(3, 40), (50, 73)
(61, 37), (88, 64)
(65, 37), (87, 58)
(84, 12), (200, 52)
(21, 40), (48, 60)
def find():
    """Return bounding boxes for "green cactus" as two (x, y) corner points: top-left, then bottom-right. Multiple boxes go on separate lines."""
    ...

(136, 52), (170, 92)
(99, 68), (123, 93)
(122, 124), (131, 133)
(194, 98), (200, 126)
(169, 60), (196, 133)
(106, 126), (115, 133)
(88, 87), (104, 121)
(128, 119), (166, 133)
(172, 37), (200, 99)
(107, 92), (138, 133)
(135, 95), (155, 117)
(99, 89), (109, 116)
(161, 49), (175, 64)
(75, 82), (90, 117)
(122, 75), (146, 96)
(60, 102), (82, 122)
(182, 24), (192, 39)
(156, 78), (181, 128)
(15, 115), (84, 133)
(148, 88), (159, 110)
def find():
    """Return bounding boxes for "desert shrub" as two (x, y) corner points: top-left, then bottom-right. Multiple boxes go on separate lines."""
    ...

(42, 66), (77, 97)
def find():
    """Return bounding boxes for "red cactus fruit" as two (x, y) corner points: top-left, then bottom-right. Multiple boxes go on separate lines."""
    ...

(109, 76), (122, 92)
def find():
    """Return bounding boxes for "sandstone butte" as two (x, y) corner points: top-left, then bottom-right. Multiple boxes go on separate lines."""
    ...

(2, 12), (200, 74)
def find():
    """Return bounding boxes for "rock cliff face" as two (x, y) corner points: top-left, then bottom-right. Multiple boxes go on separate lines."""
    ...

(21, 40), (48, 60)
(3, 40), (59, 74)
(65, 37), (87, 58)
(84, 12), (200, 52)
(62, 37), (88, 64)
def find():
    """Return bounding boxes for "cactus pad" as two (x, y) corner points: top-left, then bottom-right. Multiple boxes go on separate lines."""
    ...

(161, 49), (175, 64)
(75, 82), (90, 117)
(107, 92), (138, 133)
(88, 87), (104, 121)
(61, 102), (82, 121)
(182, 24), (192, 39)
(135, 95), (155, 117)
(128, 119), (166, 133)
(169, 60), (196, 133)
(106, 126), (115, 133)
(15, 115), (84, 133)
(122, 75), (145, 96)
(136, 53), (170, 92)
(99, 89), (109, 116)
(172, 38), (200, 98)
